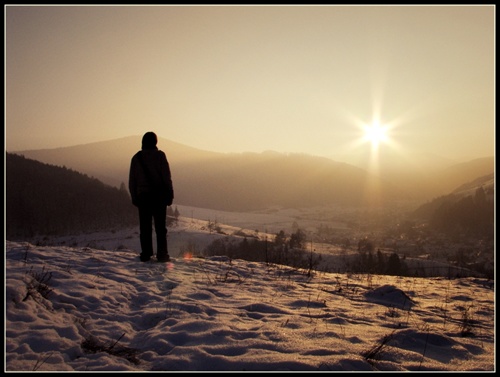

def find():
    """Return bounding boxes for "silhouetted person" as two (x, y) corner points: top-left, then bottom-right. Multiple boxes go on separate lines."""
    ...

(129, 132), (174, 262)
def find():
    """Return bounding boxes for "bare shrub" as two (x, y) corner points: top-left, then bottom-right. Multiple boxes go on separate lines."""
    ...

(23, 266), (53, 302)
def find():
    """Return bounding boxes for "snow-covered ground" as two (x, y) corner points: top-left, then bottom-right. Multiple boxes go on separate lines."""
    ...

(5, 209), (495, 371)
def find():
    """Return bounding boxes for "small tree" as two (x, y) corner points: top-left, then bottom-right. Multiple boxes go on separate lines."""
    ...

(386, 253), (402, 275)
(275, 230), (287, 247)
(289, 229), (306, 249)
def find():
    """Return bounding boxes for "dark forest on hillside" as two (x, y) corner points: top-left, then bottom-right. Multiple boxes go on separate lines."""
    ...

(411, 184), (494, 241)
(6, 153), (137, 239)
(429, 188), (494, 240)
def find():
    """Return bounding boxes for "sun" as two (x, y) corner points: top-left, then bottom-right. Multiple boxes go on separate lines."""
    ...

(363, 121), (388, 147)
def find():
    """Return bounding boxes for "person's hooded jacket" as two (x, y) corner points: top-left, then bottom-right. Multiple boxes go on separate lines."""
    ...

(128, 132), (174, 207)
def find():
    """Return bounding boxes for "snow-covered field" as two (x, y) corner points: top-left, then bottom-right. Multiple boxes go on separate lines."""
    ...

(5, 207), (495, 371)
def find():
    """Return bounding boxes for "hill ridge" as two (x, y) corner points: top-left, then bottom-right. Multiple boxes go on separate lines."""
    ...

(11, 136), (494, 211)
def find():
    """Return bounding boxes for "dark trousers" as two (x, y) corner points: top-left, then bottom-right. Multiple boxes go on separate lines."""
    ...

(138, 202), (168, 260)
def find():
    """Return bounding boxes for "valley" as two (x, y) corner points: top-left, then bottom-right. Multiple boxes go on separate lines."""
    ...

(32, 202), (493, 280)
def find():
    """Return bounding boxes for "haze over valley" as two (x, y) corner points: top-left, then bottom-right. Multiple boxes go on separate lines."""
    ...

(7, 134), (494, 279)
(11, 135), (494, 212)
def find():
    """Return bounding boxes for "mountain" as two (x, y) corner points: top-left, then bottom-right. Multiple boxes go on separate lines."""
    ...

(11, 136), (494, 211)
(411, 172), (494, 218)
(12, 136), (403, 211)
(433, 158), (495, 194)
(409, 172), (494, 239)
(451, 172), (494, 198)
(10, 136), (221, 188)
(5, 153), (137, 239)
(355, 153), (494, 201)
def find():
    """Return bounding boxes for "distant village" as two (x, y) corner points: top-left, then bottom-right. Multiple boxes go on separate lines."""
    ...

(309, 199), (494, 280)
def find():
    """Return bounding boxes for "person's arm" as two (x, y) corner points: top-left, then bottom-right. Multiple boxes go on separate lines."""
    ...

(129, 155), (139, 206)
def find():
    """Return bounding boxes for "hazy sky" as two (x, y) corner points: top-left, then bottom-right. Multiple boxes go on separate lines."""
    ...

(5, 5), (495, 164)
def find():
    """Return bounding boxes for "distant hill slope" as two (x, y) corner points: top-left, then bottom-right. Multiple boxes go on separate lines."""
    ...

(412, 172), (494, 218)
(12, 136), (494, 211)
(451, 172), (494, 197)
(363, 156), (494, 202)
(410, 173), (494, 239)
(6, 153), (137, 239)
(12, 136), (220, 188)
(430, 157), (494, 195)
(12, 136), (403, 211)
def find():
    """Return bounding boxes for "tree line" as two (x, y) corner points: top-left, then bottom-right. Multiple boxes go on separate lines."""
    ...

(203, 228), (322, 273)
(202, 227), (413, 276)
(6, 153), (137, 239)
(429, 186), (494, 239)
